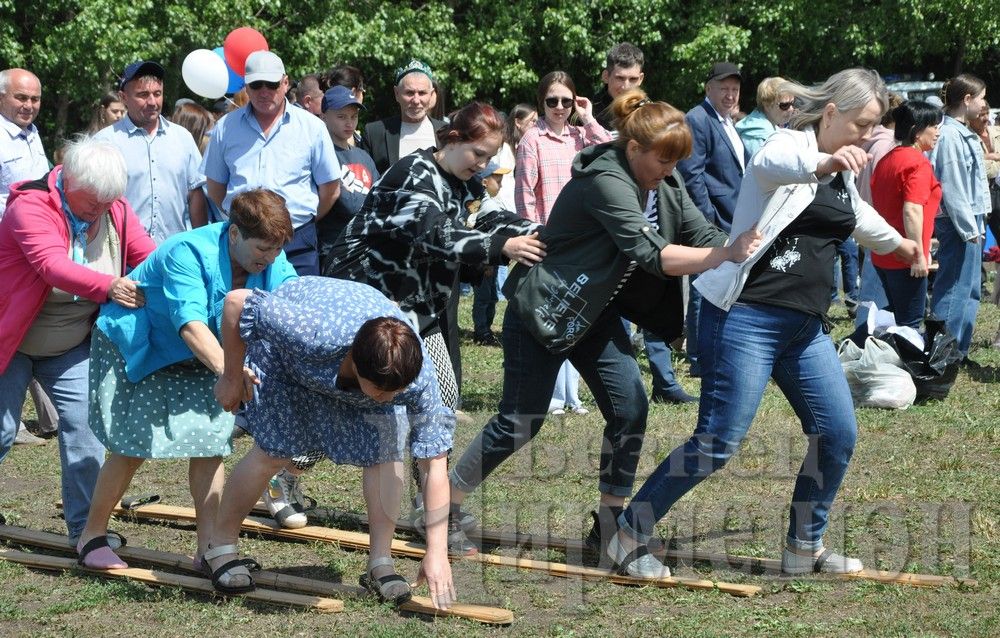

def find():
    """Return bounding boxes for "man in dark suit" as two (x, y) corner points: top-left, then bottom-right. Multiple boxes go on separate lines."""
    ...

(678, 61), (749, 376)
(360, 59), (444, 174)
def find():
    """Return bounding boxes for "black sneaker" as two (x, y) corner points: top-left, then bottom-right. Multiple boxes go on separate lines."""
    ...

(472, 332), (501, 347)
(584, 506), (624, 555)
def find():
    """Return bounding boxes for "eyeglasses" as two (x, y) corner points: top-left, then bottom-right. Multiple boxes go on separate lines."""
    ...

(778, 101), (795, 111)
(248, 80), (281, 91)
(545, 97), (574, 109)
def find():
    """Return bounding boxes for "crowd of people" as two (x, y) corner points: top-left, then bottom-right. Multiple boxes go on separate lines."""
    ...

(0, 40), (996, 609)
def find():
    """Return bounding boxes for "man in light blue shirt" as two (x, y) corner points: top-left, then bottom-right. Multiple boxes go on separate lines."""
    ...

(1, 68), (48, 217)
(202, 51), (340, 275)
(94, 61), (207, 244)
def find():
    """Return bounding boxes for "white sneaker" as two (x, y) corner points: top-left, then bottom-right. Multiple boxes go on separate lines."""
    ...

(549, 408), (566, 416)
(263, 470), (307, 529)
(606, 531), (670, 578)
(571, 406), (589, 415)
(781, 548), (863, 574)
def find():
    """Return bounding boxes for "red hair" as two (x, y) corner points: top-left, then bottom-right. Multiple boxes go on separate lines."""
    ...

(435, 102), (504, 147)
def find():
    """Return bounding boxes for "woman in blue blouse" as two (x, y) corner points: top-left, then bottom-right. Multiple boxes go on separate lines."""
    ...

(76, 189), (297, 570)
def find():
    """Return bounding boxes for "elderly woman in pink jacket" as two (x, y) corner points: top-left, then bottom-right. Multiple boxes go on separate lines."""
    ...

(0, 137), (154, 544)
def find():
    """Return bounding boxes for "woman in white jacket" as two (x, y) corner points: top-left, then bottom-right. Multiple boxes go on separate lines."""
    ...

(605, 69), (921, 578)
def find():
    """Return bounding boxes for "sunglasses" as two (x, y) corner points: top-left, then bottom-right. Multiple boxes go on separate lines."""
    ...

(248, 80), (281, 91)
(545, 97), (574, 109)
(778, 101), (795, 111)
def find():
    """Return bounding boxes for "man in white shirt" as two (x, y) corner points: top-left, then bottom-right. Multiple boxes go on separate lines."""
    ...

(359, 59), (444, 174)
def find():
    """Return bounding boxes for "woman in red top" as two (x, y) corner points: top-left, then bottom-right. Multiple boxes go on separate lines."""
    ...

(870, 101), (943, 329)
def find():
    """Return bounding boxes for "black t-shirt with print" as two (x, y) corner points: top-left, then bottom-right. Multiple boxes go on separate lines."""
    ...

(738, 173), (857, 318)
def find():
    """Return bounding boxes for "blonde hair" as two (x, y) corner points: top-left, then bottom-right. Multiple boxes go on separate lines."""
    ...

(611, 89), (692, 160)
(756, 76), (787, 107)
(782, 68), (888, 131)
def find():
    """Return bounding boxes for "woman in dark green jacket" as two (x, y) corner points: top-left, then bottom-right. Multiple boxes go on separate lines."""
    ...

(446, 90), (761, 554)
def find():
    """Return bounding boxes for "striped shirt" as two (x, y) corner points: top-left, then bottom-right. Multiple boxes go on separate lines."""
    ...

(514, 118), (611, 224)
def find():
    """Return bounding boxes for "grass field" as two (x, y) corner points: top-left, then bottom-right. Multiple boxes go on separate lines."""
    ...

(1, 296), (997, 638)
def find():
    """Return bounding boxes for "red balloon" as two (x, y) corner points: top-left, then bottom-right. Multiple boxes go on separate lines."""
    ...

(223, 27), (269, 76)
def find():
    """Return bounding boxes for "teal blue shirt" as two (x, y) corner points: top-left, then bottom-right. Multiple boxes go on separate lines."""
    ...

(96, 222), (298, 382)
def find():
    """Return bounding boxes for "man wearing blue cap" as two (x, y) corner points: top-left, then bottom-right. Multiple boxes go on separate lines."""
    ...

(360, 59), (443, 174)
(202, 50), (340, 275)
(318, 85), (380, 265)
(94, 61), (207, 244)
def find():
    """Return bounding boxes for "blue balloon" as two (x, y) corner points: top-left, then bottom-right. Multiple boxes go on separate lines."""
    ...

(213, 46), (244, 94)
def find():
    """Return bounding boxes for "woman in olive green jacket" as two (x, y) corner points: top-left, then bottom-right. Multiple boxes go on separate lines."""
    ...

(445, 89), (761, 554)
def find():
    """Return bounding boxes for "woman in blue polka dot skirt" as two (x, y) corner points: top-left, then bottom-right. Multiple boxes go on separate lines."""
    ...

(203, 277), (456, 608)
(75, 189), (298, 570)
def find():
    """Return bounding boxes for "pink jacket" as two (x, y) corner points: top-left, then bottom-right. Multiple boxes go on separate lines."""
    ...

(0, 167), (156, 372)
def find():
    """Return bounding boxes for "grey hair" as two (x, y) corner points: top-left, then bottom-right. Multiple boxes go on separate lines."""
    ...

(61, 136), (128, 202)
(783, 68), (888, 131)
(0, 68), (41, 95)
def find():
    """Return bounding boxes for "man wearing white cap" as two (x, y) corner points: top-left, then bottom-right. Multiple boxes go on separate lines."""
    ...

(202, 50), (340, 275)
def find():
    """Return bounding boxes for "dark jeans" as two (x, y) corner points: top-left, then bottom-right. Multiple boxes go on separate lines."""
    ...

(643, 330), (684, 397)
(450, 305), (648, 497)
(833, 237), (860, 302)
(875, 267), (928, 330)
(685, 274), (702, 376)
(472, 269), (498, 337)
(284, 219), (319, 276)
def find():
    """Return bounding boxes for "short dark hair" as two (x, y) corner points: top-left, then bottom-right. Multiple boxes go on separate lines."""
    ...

(605, 42), (644, 72)
(229, 189), (294, 245)
(892, 101), (944, 145)
(322, 65), (366, 93)
(351, 317), (424, 391)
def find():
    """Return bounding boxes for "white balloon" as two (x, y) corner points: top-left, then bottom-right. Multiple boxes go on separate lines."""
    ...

(182, 49), (230, 99)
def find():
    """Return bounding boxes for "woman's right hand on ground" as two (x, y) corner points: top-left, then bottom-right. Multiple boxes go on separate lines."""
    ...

(816, 145), (871, 175)
(414, 551), (457, 610)
(108, 277), (145, 308)
(501, 233), (547, 266)
(726, 225), (763, 263)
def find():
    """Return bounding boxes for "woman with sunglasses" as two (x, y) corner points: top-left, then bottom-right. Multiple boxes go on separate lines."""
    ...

(607, 69), (920, 578)
(735, 76), (795, 158)
(448, 89), (762, 552)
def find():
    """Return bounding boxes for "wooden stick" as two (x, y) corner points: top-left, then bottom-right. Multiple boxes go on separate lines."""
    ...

(3, 524), (513, 625)
(256, 503), (979, 590)
(0, 548), (342, 612)
(115, 503), (761, 598)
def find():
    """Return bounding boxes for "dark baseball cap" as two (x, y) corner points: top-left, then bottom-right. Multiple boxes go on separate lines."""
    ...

(321, 85), (365, 112)
(706, 62), (741, 83)
(119, 61), (165, 90)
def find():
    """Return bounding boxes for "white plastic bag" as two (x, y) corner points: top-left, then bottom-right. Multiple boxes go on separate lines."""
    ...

(839, 336), (916, 409)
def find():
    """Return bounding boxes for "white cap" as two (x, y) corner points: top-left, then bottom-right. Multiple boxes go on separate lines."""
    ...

(244, 51), (285, 84)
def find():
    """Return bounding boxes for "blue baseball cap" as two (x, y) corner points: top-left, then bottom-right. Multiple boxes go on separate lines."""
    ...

(119, 60), (165, 90)
(322, 85), (365, 112)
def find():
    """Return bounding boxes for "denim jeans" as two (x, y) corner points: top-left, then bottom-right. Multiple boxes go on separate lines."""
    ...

(833, 237), (860, 302)
(620, 301), (857, 550)
(0, 339), (104, 539)
(643, 330), (684, 397)
(471, 269), (498, 337)
(875, 267), (928, 330)
(284, 219), (319, 276)
(496, 265), (509, 301)
(450, 305), (648, 497)
(930, 216), (982, 356)
(855, 250), (889, 328)
(549, 361), (582, 411)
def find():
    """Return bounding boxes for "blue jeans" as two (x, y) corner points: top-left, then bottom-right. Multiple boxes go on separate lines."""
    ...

(930, 216), (982, 356)
(620, 301), (857, 550)
(0, 339), (104, 539)
(855, 250), (889, 328)
(643, 331), (684, 397)
(451, 306), (648, 497)
(496, 265), (509, 301)
(471, 269), (498, 337)
(549, 361), (582, 411)
(875, 267), (928, 330)
(833, 237), (860, 302)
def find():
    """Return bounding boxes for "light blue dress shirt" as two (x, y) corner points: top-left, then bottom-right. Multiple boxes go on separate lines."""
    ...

(96, 222), (298, 382)
(0, 115), (49, 217)
(201, 101), (340, 228)
(94, 115), (205, 244)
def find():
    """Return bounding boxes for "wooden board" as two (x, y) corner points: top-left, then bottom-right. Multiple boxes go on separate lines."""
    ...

(114, 502), (761, 598)
(0, 548), (342, 613)
(5, 523), (512, 625)
(254, 503), (978, 590)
